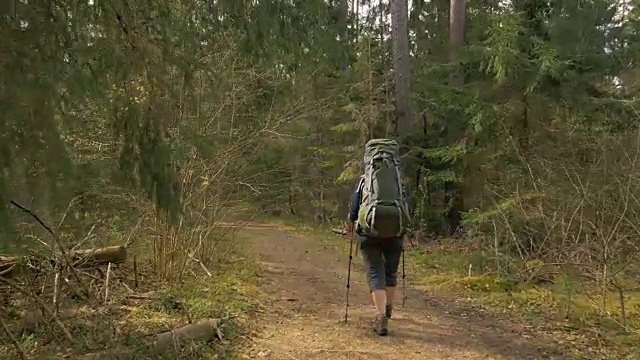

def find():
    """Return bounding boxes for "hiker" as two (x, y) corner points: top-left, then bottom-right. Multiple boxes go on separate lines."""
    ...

(346, 139), (411, 336)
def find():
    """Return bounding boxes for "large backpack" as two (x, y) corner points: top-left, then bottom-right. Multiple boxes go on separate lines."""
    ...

(357, 139), (411, 238)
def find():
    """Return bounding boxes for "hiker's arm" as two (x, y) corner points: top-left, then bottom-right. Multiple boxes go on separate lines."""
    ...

(403, 191), (416, 245)
(404, 191), (414, 218)
(347, 178), (363, 223)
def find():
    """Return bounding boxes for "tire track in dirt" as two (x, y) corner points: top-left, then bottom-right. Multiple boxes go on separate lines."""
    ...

(238, 223), (566, 360)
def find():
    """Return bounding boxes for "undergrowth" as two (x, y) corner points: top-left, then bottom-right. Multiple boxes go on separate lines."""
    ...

(0, 226), (259, 360)
(408, 244), (640, 359)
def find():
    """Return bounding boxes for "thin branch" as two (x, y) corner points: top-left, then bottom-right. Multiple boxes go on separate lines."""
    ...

(9, 200), (91, 299)
(104, 262), (112, 303)
(10, 200), (55, 235)
(0, 276), (74, 343)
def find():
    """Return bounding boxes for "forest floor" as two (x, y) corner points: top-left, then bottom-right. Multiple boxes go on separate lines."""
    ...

(1, 219), (635, 359)
(238, 222), (585, 360)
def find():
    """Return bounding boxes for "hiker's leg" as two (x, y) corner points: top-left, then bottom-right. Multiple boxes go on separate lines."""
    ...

(358, 235), (386, 315)
(385, 287), (396, 305)
(371, 289), (386, 315)
(382, 237), (403, 315)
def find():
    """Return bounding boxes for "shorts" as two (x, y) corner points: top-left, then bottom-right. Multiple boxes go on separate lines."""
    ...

(356, 232), (403, 291)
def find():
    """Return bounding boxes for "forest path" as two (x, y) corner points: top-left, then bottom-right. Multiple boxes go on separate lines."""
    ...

(237, 222), (563, 360)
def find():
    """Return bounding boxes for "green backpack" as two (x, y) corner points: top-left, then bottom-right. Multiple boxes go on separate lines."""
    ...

(357, 139), (411, 238)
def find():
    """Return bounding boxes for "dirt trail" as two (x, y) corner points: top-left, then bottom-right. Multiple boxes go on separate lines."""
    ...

(240, 223), (563, 360)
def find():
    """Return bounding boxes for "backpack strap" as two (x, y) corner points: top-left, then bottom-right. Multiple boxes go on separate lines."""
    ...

(370, 203), (377, 231)
(357, 175), (365, 196)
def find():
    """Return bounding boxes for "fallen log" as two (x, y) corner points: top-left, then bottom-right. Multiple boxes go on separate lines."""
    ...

(0, 246), (127, 278)
(69, 246), (127, 266)
(78, 318), (223, 359)
(149, 318), (223, 356)
(331, 228), (347, 235)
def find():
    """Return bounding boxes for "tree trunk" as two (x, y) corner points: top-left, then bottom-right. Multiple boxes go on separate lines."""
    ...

(445, 0), (467, 236)
(339, 0), (350, 72)
(449, 0), (466, 88)
(390, 0), (413, 136)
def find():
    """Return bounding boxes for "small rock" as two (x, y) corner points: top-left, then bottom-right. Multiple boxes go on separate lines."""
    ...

(257, 349), (271, 358)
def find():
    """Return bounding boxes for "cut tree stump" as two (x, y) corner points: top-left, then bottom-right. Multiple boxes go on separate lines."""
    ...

(0, 245), (127, 278)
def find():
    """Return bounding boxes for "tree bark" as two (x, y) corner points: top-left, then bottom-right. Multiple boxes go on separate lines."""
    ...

(390, 0), (413, 136)
(444, 0), (467, 235)
(449, 0), (466, 88)
(339, 0), (350, 72)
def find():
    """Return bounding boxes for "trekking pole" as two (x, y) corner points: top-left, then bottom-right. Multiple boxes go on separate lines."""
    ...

(402, 247), (406, 308)
(344, 225), (354, 323)
(354, 231), (359, 256)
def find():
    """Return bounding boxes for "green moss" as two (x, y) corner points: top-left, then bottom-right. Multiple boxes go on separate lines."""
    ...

(457, 275), (515, 292)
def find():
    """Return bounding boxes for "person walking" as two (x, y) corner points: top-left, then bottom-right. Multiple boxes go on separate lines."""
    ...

(346, 139), (411, 336)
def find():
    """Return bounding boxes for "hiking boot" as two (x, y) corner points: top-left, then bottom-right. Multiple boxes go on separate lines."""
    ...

(385, 304), (393, 319)
(372, 314), (388, 336)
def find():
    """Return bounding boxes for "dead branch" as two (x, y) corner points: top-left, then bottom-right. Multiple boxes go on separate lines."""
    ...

(9, 200), (91, 298)
(104, 262), (112, 303)
(0, 245), (127, 278)
(126, 291), (156, 300)
(53, 271), (60, 313)
(331, 228), (347, 235)
(0, 263), (15, 277)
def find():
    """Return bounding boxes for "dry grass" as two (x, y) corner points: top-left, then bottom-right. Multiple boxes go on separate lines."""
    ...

(408, 243), (640, 359)
(0, 228), (259, 360)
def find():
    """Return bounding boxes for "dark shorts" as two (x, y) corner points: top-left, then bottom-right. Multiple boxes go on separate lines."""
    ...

(356, 232), (403, 291)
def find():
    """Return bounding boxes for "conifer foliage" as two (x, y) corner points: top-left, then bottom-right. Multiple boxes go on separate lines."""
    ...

(2, 0), (640, 292)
